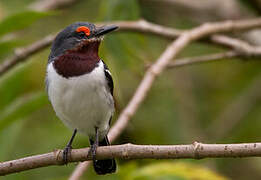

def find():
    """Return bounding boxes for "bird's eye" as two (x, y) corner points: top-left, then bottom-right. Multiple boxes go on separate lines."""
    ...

(78, 31), (86, 38)
(76, 26), (90, 36)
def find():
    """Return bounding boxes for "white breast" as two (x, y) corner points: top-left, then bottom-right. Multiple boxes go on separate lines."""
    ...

(46, 61), (114, 138)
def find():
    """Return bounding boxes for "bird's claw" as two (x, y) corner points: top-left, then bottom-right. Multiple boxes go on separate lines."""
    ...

(90, 143), (98, 160)
(63, 145), (72, 164)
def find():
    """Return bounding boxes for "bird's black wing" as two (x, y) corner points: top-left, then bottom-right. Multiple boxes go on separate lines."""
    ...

(102, 60), (114, 95)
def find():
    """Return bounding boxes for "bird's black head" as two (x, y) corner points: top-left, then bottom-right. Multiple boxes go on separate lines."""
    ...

(49, 22), (118, 60)
(48, 22), (117, 78)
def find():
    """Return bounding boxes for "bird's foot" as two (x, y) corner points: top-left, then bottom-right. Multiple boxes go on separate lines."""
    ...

(63, 144), (72, 164)
(90, 143), (98, 161)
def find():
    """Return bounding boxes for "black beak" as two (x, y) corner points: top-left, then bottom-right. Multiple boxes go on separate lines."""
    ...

(95, 25), (118, 37)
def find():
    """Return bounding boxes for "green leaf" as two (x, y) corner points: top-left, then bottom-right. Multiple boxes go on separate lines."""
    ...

(0, 40), (24, 60)
(0, 66), (28, 108)
(0, 119), (25, 161)
(98, 0), (140, 21)
(0, 11), (51, 37)
(118, 162), (228, 180)
(0, 92), (49, 131)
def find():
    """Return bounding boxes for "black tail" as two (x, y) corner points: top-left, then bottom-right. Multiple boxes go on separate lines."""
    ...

(90, 135), (116, 175)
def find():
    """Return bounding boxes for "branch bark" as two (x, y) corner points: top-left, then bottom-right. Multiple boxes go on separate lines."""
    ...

(1, 142), (261, 175)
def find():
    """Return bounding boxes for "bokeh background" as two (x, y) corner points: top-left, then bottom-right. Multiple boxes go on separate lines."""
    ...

(1, 0), (261, 179)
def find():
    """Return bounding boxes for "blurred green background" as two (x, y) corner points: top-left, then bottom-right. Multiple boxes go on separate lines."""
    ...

(1, 0), (261, 179)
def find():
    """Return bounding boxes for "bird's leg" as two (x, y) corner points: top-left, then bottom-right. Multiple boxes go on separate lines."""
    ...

(91, 127), (99, 161)
(63, 129), (77, 164)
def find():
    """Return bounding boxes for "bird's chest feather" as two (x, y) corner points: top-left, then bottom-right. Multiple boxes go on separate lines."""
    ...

(47, 61), (114, 135)
(52, 43), (100, 78)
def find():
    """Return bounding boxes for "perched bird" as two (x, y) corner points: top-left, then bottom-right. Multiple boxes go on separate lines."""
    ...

(46, 22), (118, 175)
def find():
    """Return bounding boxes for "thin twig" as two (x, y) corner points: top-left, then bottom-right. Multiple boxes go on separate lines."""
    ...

(1, 142), (261, 175)
(166, 51), (238, 68)
(0, 35), (54, 76)
(211, 35), (261, 55)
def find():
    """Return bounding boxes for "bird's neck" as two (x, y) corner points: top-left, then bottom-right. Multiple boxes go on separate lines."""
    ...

(53, 41), (101, 78)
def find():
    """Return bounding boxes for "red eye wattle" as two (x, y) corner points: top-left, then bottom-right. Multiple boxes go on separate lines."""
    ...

(76, 26), (90, 36)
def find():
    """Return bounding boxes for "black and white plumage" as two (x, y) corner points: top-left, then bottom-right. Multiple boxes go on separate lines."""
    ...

(47, 60), (114, 138)
(46, 22), (117, 174)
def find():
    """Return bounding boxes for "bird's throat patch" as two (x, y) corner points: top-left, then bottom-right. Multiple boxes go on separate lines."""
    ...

(53, 41), (100, 78)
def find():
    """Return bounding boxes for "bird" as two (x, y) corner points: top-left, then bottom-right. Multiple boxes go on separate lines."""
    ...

(45, 22), (118, 175)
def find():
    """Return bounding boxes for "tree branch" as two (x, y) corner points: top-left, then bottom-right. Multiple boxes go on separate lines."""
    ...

(211, 35), (261, 55)
(1, 142), (261, 175)
(0, 35), (54, 76)
(165, 51), (238, 68)
(165, 35), (261, 69)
